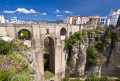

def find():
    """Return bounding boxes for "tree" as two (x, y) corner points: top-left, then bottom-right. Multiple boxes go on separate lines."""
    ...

(117, 15), (120, 28)
(0, 38), (14, 55)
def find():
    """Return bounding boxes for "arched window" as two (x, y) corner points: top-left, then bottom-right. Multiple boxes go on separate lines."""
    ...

(60, 28), (67, 36)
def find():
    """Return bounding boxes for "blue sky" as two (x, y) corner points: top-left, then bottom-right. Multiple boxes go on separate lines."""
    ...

(0, 0), (120, 20)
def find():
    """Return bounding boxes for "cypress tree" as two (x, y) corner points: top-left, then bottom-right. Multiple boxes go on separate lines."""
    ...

(116, 15), (120, 28)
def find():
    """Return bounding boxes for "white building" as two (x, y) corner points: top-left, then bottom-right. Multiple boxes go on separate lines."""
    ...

(9, 18), (23, 24)
(63, 16), (89, 25)
(63, 16), (73, 24)
(99, 17), (111, 26)
(88, 15), (100, 26)
(109, 9), (120, 27)
(82, 17), (89, 24)
(0, 15), (6, 23)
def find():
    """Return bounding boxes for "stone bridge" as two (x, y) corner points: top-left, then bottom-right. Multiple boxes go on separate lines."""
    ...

(0, 23), (96, 81)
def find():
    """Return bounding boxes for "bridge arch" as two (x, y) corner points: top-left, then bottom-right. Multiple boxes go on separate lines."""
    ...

(60, 27), (67, 36)
(18, 29), (31, 40)
(42, 35), (55, 73)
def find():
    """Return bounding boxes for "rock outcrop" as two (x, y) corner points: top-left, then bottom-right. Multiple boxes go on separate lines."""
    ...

(68, 30), (120, 77)
(69, 42), (86, 77)
(19, 49), (44, 81)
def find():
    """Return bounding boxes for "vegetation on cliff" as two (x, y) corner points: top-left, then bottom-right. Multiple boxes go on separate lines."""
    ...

(87, 46), (98, 65)
(0, 38), (30, 81)
(65, 31), (82, 49)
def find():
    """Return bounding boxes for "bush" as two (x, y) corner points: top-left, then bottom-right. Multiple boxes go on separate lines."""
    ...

(95, 36), (100, 41)
(95, 40), (103, 50)
(85, 76), (108, 81)
(99, 76), (108, 81)
(62, 74), (70, 81)
(87, 46), (98, 65)
(11, 38), (29, 52)
(0, 38), (14, 55)
(116, 78), (120, 81)
(0, 54), (29, 81)
(44, 71), (54, 80)
(72, 78), (82, 81)
(85, 76), (99, 81)
(65, 31), (82, 49)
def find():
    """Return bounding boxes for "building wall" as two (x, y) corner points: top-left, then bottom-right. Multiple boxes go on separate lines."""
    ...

(109, 9), (120, 27)
(99, 17), (111, 26)
(0, 15), (5, 23)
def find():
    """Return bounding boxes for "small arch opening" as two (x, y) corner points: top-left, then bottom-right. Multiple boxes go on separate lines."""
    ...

(60, 28), (67, 36)
(18, 29), (31, 40)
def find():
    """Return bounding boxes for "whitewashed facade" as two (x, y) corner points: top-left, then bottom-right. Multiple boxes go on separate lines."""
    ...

(109, 9), (120, 27)
(63, 16), (89, 25)
(99, 17), (111, 26)
(0, 15), (6, 23)
(63, 16), (73, 24)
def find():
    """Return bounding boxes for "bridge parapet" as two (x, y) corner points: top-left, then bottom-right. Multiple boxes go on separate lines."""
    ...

(0, 23), (31, 27)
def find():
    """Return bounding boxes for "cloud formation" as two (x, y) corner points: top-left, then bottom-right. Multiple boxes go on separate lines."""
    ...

(12, 17), (17, 19)
(16, 8), (37, 14)
(39, 13), (47, 15)
(34, 15), (37, 16)
(3, 10), (16, 13)
(3, 8), (38, 14)
(57, 15), (63, 17)
(55, 9), (60, 13)
(64, 11), (72, 14)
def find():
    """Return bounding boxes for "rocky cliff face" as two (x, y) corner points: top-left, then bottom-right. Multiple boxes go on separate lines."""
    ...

(69, 42), (86, 77)
(68, 30), (120, 77)
(101, 42), (120, 77)
(19, 49), (44, 81)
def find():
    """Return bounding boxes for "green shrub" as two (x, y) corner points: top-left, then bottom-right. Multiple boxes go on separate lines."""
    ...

(11, 38), (29, 52)
(116, 78), (120, 81)
(72, 78), (82, 81)
(85, 76), (99, 81)
(65, 31), (82, 49)
(0, 54), (29, 81)
(85, 76), (108, 81)
(62, 74), (70, 81)
(44, 71), (54, 80)
(87, 46), (98, 65)
(95, 36), (100, 41)
(0, 38), (14, 55)
(95, 40), (103, 50)
(99, 76), (108, 81)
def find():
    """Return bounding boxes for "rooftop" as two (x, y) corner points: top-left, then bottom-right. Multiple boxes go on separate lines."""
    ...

(111, 8), (120, 12)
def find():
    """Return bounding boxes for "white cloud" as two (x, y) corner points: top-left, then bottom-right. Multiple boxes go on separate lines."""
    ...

(34, 15), (37, 16)
(56, 9), (60, 13)
(3, 8), (38, 14)
(39, 13), (47, 15)
(12, 17), (17, 19)
(64, 11), (72, 14)
(16, 8), (38, 14)
(3, 10), (16, 13)
(57, 15), (63, 17)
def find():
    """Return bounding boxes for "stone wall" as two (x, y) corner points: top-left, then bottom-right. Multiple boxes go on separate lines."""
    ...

(101, 42), (120, 77)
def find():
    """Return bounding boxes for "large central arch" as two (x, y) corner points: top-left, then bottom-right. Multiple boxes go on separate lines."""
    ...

(43, 36), (55, 73)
